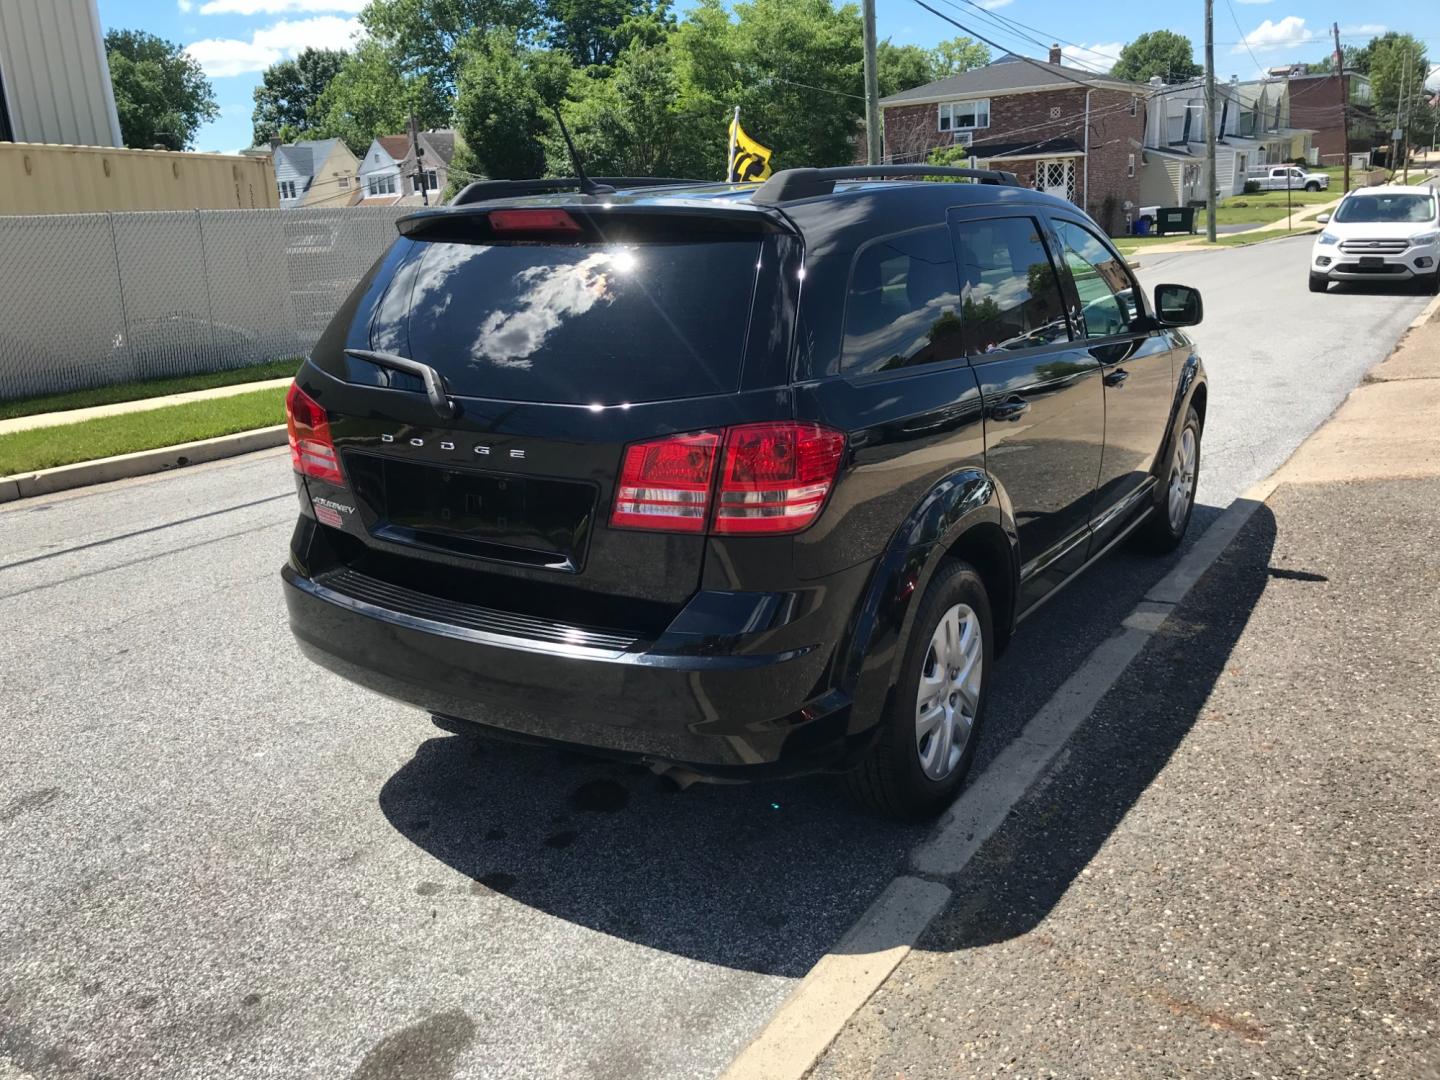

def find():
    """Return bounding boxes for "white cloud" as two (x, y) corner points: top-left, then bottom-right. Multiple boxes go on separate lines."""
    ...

(975, 0), (1014, 9)
(178, 0), (193, 11)
(1231, 16), (1320, 55)
(1340, 23), (1386, 37)
(1427, 64), (1440, 92)
(185, 15), (360, 76)
(198, 0), (365, 13)
(1064, 42), (1124, 73)
(1235, 0), (1273, 5)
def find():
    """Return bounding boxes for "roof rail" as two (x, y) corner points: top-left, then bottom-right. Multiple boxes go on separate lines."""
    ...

(450, 176), (709, 206)
(750, 165), (1022, 205)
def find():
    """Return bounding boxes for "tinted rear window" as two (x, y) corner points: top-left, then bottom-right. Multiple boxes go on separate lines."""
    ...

(398, 240), (761, 404)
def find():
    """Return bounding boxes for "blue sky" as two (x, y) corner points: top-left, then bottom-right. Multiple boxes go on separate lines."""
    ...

(97, 0), (1440, 155)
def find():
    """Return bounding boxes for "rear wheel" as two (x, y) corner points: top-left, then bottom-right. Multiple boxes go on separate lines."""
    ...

(844, 560), (992, 820)
(1309, 272), (1329, 293)
(1136, 407), (1200, 554)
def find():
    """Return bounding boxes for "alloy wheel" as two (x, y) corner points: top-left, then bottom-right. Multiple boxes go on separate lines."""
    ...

(915, 603), (983, 781)
(1168, 426), (1197, 532)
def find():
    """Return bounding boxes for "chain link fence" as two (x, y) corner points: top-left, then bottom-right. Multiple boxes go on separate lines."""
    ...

(0, 206), (411, 401)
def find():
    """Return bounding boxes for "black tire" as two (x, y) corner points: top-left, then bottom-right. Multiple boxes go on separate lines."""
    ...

(1419, 269), (1440, 296)
(843, 559), (993, 820)
(1136, 406), (1201, 554)
(1309, 272), (1329, 293)
(1305, 182), (1321, 192)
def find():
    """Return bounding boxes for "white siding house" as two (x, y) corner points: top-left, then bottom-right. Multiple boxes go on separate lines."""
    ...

(357, 135), (409, 204)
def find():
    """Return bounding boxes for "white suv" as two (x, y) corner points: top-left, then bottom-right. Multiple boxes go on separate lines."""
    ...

(1310, 185), (1440, 294)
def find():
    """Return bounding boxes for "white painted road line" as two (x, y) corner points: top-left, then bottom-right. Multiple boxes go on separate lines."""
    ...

(720, 488), (1278, 1080)
(718, 875), (952, 1080)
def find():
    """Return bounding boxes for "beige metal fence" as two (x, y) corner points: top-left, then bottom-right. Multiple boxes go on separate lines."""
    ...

(0, 206), (409, 400)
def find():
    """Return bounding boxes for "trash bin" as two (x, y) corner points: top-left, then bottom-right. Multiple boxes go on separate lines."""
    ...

(1155, 207), (1196, 236)
(1133, 217), (1151, 236)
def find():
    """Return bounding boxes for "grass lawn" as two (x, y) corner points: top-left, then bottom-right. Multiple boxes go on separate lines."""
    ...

(0, 358), (299, 421)
(0, 386), (287, 475)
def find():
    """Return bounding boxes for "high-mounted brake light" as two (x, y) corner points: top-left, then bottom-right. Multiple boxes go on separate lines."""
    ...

(489, 209), (582, 235)
(285, 383), (343, 485)
(611, 431), (720, 532)
(609, 423), (845, 536)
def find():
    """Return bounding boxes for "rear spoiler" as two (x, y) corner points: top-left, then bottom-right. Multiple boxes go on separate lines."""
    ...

(450, 177), (709, 206)
(396, 202), (797, 242)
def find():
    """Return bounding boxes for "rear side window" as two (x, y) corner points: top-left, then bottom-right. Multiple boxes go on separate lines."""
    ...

(841, 227), (963, 375)
(399, 240), (761, 404)
(956, 217), (1069, 356)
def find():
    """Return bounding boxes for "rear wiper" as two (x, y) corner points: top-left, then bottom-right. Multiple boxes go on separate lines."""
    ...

(344, 349), (457, 420)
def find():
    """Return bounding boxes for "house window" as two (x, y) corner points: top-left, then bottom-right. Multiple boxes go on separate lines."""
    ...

(278, 180), (296, 199)
(426, 168), (439, 190)
(1127, 153), (1135, 178)
(367, 174), (396, 196)
(338, 175), (350, 190)
(938, 99), (990, 132)
(1129, 95), (1138, 117)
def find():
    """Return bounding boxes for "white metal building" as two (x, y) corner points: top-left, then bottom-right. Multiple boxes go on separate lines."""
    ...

(0, 0), (123, 148)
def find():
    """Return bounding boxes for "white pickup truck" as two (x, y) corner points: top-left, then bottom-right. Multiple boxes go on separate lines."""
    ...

(1247, 165), (1330, 192)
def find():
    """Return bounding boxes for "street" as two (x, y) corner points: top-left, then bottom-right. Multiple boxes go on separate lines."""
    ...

(0, 236), (1430, 1079)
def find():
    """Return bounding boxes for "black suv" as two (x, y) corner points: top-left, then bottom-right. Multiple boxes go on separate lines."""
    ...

(282, 165), (1206, 818)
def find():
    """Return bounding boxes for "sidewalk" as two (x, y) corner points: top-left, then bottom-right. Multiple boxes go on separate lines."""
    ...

(808, 309), (1440, 1078)
(0, 376), (293, 436)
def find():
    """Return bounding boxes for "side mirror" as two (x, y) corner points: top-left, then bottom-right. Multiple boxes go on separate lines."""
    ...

(1315, 212), (1331, 225)
(1154, 283), (1203, 328)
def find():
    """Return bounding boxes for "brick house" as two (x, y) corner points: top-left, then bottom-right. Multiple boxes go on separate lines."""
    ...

(881, 48), (1148, 235)
(1288, 71), (1379, 166)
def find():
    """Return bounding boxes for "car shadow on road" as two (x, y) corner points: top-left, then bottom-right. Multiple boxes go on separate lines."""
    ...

(376, 501), (1262, 977)
(912, 503), (1278, 953)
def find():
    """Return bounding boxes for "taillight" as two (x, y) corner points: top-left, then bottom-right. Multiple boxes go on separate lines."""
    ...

(714, 422), (847, 534)
(611, 430), (720, 532)
(609, 423), (845, 536)
(285, 383), (342, 484)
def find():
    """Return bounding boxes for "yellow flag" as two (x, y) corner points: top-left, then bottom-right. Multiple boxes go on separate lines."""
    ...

(728, 116), (774, 182)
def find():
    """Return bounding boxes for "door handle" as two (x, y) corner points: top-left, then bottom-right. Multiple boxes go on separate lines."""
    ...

(1104, 368), (1131, 387)
(987, 396), (1030, 422)
(345, 349), (457, 420)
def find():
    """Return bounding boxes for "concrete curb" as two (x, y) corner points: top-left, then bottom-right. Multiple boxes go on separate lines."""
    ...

(1408, 290), (1440, 330)
(0, 425), (287, 504)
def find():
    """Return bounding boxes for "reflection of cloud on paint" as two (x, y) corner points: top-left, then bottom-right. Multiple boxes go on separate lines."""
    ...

(473, 253), (622, 369)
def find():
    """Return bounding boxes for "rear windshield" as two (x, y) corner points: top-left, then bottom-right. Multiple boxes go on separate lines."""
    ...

(398, 240), (761, 404)
(1333, 193), (1436, 224)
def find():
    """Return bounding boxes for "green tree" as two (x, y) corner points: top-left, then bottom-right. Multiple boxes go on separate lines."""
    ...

(104, 29), (218, 149)
(454, 32), (574, 179)
(545, 0), (673, 68)
(311, 40), (422, 153)
(360, 0), (541, 116)
(928, 35), (989, 80)
(547, 39), (684, 174)
(1366, 33), (1431, 143)
(1110, 31), (1201, 84)
(877, 40), (935, 97)
(674, 0), (864, 175)
(251, 48), (348, 145)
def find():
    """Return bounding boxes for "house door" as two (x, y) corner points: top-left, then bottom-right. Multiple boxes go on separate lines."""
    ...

(1036, 158), (1077, 203)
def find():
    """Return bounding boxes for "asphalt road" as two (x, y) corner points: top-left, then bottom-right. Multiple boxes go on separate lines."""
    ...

(0, 237), (1427, 1080)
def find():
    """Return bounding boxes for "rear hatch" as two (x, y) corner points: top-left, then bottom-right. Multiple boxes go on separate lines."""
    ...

(299, 196), (801, 620)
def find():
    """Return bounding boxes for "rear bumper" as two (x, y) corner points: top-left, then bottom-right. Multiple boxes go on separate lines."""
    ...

(282, 557), (877, 776)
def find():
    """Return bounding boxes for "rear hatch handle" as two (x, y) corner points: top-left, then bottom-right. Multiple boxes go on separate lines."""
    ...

(344, 349), (457, 420)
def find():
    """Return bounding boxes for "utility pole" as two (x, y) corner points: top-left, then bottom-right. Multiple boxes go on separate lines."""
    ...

(1204, 0), (1217, 242)
(1398, 50), (1411, 182)
(1333, 23), (1350, 192)
(862, 0), (882, 165)
(408, 111), (429, 207)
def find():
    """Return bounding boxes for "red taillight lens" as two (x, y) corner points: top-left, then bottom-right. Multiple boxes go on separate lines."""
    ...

(489, 209), (582, 235)
(610, 430), (721, 532)
(609, 423), (845, 536)
(285, 383), (342, 484)
(714, 422), (846, 534)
